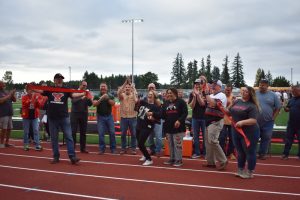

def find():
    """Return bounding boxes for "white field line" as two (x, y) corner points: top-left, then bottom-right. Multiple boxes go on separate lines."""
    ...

(0, 164), (299, 197)
(0, 152), (299, 180)
(0, 183), (118, 200)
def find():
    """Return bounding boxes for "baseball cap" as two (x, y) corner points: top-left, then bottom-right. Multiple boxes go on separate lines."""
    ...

(54, 73), (64, 79)
(194, 79), (201, 84)
(213, 80), (222, 87)
(259, 79), (269, 84)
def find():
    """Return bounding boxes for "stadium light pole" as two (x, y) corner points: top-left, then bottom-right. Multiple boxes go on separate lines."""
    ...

(122, 19), (143, 84)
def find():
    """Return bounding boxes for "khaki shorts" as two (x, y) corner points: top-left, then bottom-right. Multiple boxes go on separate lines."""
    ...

(0, 116), (13, 129)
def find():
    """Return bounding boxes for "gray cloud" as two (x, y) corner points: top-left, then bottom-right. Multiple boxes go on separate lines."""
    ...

(0, 0), (299, 85)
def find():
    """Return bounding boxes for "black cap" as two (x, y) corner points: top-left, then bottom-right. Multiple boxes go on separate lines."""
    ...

(54, 73), (64, 79)
(259, 79), (268, 84)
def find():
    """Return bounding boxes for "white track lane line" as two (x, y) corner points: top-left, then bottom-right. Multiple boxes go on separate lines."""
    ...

(8, 144), (300, 169)
(0, 183), (118, 200)
(0, 164), (299, 197)
(0, 152), (299, 180)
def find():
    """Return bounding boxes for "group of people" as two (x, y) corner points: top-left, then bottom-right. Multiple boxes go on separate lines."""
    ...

(0, 73), (299, 179)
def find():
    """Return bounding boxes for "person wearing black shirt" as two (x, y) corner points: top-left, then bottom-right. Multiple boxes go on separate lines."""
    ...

(136, 91), (161, 166)
(71, 81), (93, 153)
(188, 78), (207, 159)
(228, 86), (260, 179)
(162, 88), (188, 167)
(39, 73), (85, 164)
(282, 85), (300, 160)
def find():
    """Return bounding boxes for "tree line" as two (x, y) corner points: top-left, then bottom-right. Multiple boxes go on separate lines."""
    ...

(2, 53), (294, 90)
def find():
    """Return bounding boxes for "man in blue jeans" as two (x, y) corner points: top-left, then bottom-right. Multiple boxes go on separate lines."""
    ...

(188, 78), (207, 159)
(117, 78), (138, 155)
(281, 85), (300, 160)
(256, 79), (281, 160)
(40, 73), (85, 164)
(93, 82), (116, 154)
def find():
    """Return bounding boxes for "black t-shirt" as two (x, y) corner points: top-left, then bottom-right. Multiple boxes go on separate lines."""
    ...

(188, 92), (206, 119)
(162, 98), (188, 134)
(229, 99), (259, 135)
(136, 100), (161, 130)
(42, 89), (71, 119)
(287, 97), (300, 128)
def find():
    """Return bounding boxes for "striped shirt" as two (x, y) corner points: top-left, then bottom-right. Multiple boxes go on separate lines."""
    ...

(119, 93), (137, 118)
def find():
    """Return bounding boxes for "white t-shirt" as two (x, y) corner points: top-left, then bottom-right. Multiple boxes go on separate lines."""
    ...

(210, 92), (227, 107)
(283, 92), (288, 100)
(275, 91), (282, 100)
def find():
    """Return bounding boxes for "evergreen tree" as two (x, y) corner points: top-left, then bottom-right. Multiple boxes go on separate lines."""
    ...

(221, 55), (230, 84)
(231, 53), (245, 87)
(266, 70), (273, 86)
(272, 76), (290, 87)
(2, 71), (13, 89)
(170, 53), (186, 88)
(254, 68), (266, 86)
(199, 58), (206, 76)
(192, 59), (199, 82)
(205, 55), (212, 82)
(212, 66), (220, 81)
(186, 61), (194, 87)
(82, 71), (100, 89)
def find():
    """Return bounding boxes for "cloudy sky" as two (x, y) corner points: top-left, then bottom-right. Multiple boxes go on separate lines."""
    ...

(0, 0), (299, 86)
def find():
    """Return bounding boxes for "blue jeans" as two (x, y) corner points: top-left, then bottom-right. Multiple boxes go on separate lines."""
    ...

(97, 114), (116, 152)
(148, 120), (163, 153)
(283, 124), (300, 157)
(23, 118), (40, 147)
(219, 125), (235, 156)
(120, 117), (137, 149)
(232, 126), (259, 171)
(48, 117), (76, 159)
(258, 120), (274, 156)
(192, 118), (206, 156)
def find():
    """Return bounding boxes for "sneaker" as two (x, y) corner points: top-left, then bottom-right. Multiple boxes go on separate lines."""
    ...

(240, 170), (254, 179)
(111, 150), (118, 154)
(229, 153), (236, 160)
(5, 143), (13, 147)
(235, 168), (244, 177)
(202, 163), (217, 168)
(24, 145), (29, 151)
(281, 155), (288, 160)
(80, 150), (89, 154)
(131, 149), (137, 155)
(139, 156), (146, 161)
(35, 146), (43, 151)
(191, 154), (201, 159)
(0, 144), (5, 148)
(257, 154), (267, 160)
(119, 149), (126, 155)
(163, 160), (174, 165)
(70, 157), (80, 165)
(218, 160), (228, 171)
(50, 158), (59, 164)
(142, 160), (153, 166)
(173, 161), (183, 167)
(98, 150), (105, 155)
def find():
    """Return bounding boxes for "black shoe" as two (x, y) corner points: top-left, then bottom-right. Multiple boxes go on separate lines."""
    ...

(80, 150), (89, 154)
(50, 158), (59, 164)
(70, 157), (80, 165)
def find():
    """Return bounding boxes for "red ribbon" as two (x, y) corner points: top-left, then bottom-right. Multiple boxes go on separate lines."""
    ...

(27, 84), (93, 98)
(217, 101), (250, 147)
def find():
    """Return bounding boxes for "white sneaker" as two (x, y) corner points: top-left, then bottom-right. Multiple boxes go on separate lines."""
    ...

(0, 144), (5, 148)
(139, 156), (146, 161)
(142, 160), (153, 166)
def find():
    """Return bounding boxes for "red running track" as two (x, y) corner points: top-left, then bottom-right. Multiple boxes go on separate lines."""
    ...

(0, 139), (299, 200)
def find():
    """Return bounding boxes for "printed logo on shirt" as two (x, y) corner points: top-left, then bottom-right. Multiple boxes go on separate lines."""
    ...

(51, 93), (64, 104)
(166, 103), (178, 114)
(137, 106), (150, 120)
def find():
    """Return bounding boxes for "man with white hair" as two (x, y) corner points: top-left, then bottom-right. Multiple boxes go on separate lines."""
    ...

(203, 80), (228, 170)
